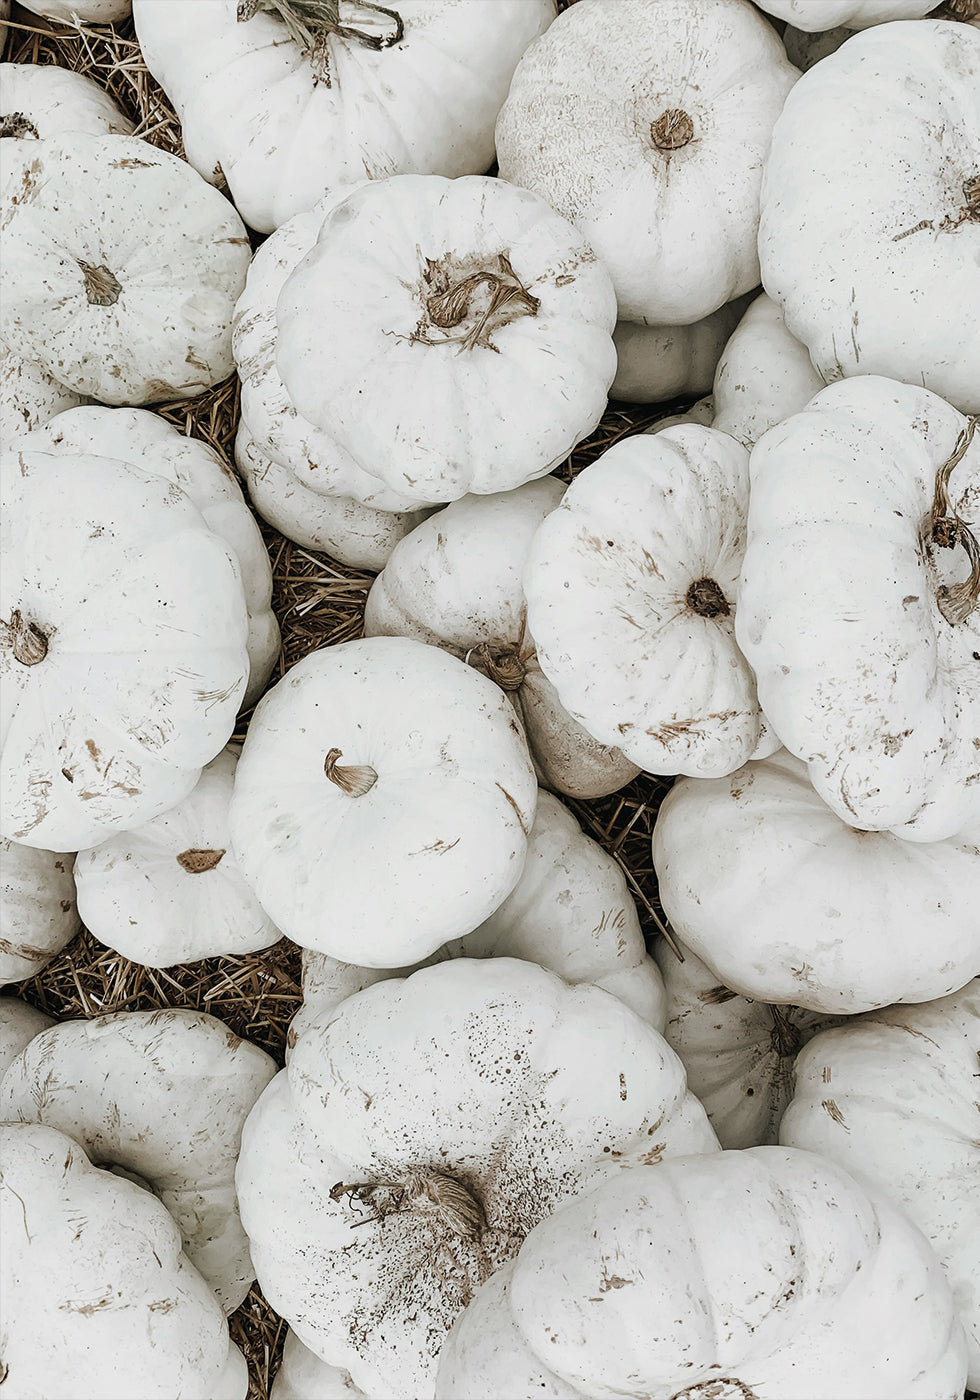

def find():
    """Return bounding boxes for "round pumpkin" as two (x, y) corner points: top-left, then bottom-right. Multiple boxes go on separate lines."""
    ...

(758, 20), (980, 414)
(229, 635), (538, 966)
(0, 133), (251, 404)
(237, 956), (718, 1398)
(0, 835), (80, 984)
(275, 173), (618, 504)
(495, 0), (798, 325)
(1, 447), (250, 851)
(0, 1007), (278, 1313)
(736, 376), (980, 841)
(652, 747), (980, 1014)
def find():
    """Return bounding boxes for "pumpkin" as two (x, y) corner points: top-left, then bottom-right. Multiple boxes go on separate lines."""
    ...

(236, 956), (718, 1398)
(73, 745), (280, 968)
(0, 345), (87, 441)
(235, 424), (430, 571)
(0, 133), (251, 405)
(291, 787), (667, 1048)
(362, 478), (640, 798)
(780, 979), (980, 1386)
(271, 1333), (364, 1400)
(16, 0), (131, 21)
(228, 635), (538, 966)
(0, 836), (80, 984)
(434, 1146), (968, 1399)
(133, 0), (555, 233)
(652, 747), (980, 1015)
(609, 292), (754, 404)
(495, 0), (798, 325)
(653, 934), (843, 1148)
(1, 447), (250, 852)
(0, 61), (133, 158)
(0, 1006), (278, 1313)
(736, 376), (980, 841)
(20, 405), (279, 709)
(757, 0), (935, 28)
(274, 173), (618, 504)
(758, 20), (980, 414)
(709, 290), (825, 449)
(0, 1120), (249, 1400)
(524, 424), (779, 778)
(0, 995), (53, 1077)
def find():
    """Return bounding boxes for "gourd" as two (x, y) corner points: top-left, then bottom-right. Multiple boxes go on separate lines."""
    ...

(362, 479), (640, 798)
(0, 133), (252, 405)
(133, 0), (556, 233)
(652, 747), (980, 1014)
(0, 1007), (278, 1313)
(236, 956), (718, 1398)
(20, 405), (279, 709)
(609, 292), (754, 403)
(434, 1146), (969, 1399)
(274, 174), (618, 505)
(0, 1121), (249, 1400)
(1, 448), (250, 852)
(291, 787), (667, 1048)
(758, 21), (980, 414)
(0, 996), (53, 1078)
(524, 424), (779, 778)
(0, 836), (80, 984)
(495, 0), (799, 324)
(228, 635), (538, 966)
(736, 376), (980, 841)
(73, 746), (281, 968)
(780, 979), (980, 1386)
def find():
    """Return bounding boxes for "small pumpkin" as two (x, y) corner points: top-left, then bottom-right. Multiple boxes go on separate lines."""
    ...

(757, 0), (935, 28)
(609, 292), (754, 404)
(0, 995), (53, 1078)
(15, 0), (131, 20)
(0, 345), (88, 442)
(0, 836), (80, 984)
(271, 1332), (364, 1400)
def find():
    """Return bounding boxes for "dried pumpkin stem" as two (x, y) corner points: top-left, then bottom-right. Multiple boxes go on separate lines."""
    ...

(176, 849), (226, 874)
(685, 577), (730, 619)
(650, 108), (694, 151)
(464, 617), (531, 692)
(324, 747), (378, 797)
(7, 609), (48, 666)
(330, 1168), (485, 1237)
(930, 415), (980, 624)
(77, 259), (122, 307)
(420, 252), (540, 353)
(237, 0), (403, 84)
(0, 113), (40, 139)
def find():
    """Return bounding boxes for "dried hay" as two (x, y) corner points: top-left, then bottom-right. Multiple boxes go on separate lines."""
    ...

(4, 4), (693, 1394)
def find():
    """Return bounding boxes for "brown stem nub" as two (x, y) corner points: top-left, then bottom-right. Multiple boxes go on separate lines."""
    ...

(177, 848), (226, 874)
(77, 259), (122, 307)
(963, 174), (980, 220)
(8, 610), (48, 666)
(467, 643), (527, 692)
(931, 415), (980, 624)
(686, 577), (730, 619)
(650, 108), (694, 151)
(324, 747), (378, 797)
(238, 0), (403, 84)
(0, 113), (40, 139)
(420, 252), (540, 354)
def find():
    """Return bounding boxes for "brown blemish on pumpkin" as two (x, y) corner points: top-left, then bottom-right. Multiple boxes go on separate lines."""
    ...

(698, 985), (738, 1005)
(176, 848), (227, 873)
(495, 783), (529, 834)
(0, 113), (40, 139)
(822, 1098), (849, 1130)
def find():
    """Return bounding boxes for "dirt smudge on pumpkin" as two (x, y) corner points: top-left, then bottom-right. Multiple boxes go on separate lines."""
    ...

(821, 1099), (849, 1130)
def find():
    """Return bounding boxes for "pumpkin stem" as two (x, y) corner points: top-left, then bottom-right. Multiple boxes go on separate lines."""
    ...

(930, 415), (980, 624)
(650, 108), (695, 152)
(418, 252), (541, 354)
(330, 1168), (485, 1238)
(0, 113), (40, 139)
(324, 747), (378, 797)
(464, 616), (531, 692)
(176, 848), (227, 874)
(685, 577), (730, 619)
(237, 0), (404, 85)
(934, 0), (980, 22)
(77, 259), (122, 308)
(6, 610), (48, 666)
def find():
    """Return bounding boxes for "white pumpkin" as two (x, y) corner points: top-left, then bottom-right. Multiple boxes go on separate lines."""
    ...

(235, 424), (430, 570)
(20, 405), (279, 709)
(363, 479), (640, 798)
(0, 836), (79, 984)
(757, 0), (935, 29)
(0, 1007), (278, 1314)
(524, 424), (780, 778)
(274, 174), (618, 504)
(229, 635), (538, 966)
(272, 1332), (364, 1400)
(0, 60), (133, 151)
(74, 746), (281, 968)
(495, 0), (798, 325)
(0, 345), (88, 442)
(0, 995), (53, 1078)
(0, 1121), (249, 1400)
(16, 0), (131, 20)
(609, 292), (754, 403)
(237, 957), (717, 1398)
(736, 376), (980, 841)
(1, 448), (250, 851)
(652, 748), (980, 1015)
(0, 134), (251, 405)
(780, 980), (980, 1387)
(133, 0), (555, 233)
(759, 20), (980, 414)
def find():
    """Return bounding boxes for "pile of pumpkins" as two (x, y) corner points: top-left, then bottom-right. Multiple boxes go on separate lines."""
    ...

(1, 0), (978, 1396)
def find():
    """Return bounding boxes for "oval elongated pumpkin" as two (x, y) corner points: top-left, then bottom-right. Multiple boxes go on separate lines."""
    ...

(736, 376), (980, 841)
